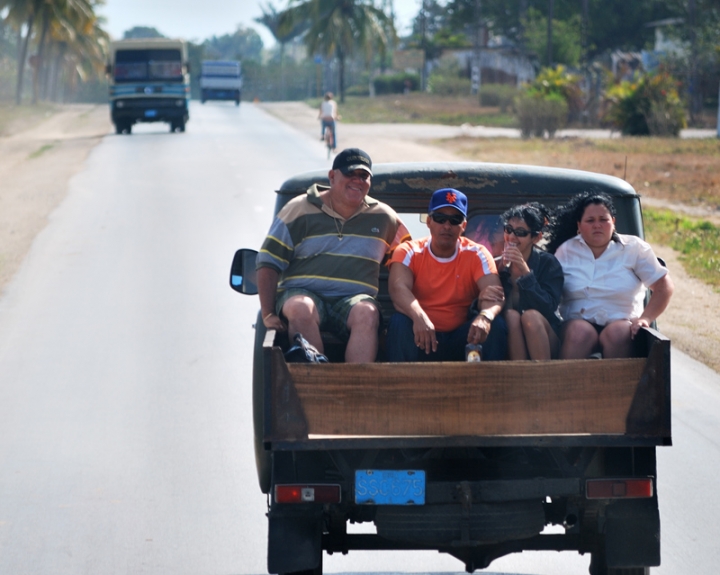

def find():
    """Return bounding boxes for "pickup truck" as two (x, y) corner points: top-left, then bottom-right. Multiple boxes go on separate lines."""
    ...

(229, 163), (671, 575)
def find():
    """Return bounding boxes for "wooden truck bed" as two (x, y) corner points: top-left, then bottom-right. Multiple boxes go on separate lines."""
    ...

(263, 328), (671, 450)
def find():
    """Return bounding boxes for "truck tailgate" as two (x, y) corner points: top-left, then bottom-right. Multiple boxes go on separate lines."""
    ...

(264, 328), (670, 448)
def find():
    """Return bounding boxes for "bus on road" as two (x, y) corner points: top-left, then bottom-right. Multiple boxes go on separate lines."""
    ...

(107, 38), (190, 134)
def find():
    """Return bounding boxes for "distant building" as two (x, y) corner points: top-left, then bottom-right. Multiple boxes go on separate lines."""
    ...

(442, 46), (535, 86)
(642, 18), (687, 72)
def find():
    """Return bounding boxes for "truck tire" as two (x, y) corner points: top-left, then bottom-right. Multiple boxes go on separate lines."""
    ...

(590, 549), (650, 575)
(114, 123), (123, 135)
(253, 311), (271, 493)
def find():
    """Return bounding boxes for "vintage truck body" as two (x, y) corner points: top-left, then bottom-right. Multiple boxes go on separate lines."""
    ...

(229, 163), (671, 575)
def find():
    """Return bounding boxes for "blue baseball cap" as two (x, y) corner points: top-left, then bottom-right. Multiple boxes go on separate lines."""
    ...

(428, 188), (468, 217)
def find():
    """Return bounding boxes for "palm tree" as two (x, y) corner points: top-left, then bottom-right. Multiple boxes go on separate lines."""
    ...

(281, 0), (395, 102)
(0, 0), (106, 104)
(255, 2), (307, 100)
(32, 0), (98, 103)
(43, 0), (108, 102)
(1, 0), (41, 104)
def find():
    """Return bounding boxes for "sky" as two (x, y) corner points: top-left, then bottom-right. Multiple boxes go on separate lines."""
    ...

(98, 0), (422, 47)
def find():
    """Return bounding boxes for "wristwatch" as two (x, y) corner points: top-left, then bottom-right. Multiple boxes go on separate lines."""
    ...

(479, 310), (495, 323)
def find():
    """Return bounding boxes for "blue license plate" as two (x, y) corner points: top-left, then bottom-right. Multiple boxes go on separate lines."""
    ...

(144, 109), (157, 117)
(355, 470), (425, 505)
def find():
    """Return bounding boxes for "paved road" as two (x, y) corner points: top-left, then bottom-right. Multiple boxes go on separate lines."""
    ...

(0, 102), (718, 574)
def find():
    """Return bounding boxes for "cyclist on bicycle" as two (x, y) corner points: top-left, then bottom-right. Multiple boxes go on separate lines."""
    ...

(318, 92), (338, 153)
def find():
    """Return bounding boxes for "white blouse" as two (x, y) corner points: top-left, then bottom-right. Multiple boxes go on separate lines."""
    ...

(555, 234), (667, 326)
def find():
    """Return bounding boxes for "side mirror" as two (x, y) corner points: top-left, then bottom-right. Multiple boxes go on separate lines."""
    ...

(229, 249), (258, 295)
(105, 63), (112, 75)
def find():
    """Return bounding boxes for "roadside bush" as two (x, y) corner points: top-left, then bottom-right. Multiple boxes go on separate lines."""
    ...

(515, 92), (568, 138)
(373, 73), (420, 95)
(603, 71), (686, 136)
(427, 57), (470, 96)
(524, 65), (583, 122)
(346, 84), (370, 97)
(428, 75), (471, 96)
(479, 84), (519, 112)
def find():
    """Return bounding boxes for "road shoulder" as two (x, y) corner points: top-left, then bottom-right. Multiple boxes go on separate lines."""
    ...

(0, 104), (111, 292)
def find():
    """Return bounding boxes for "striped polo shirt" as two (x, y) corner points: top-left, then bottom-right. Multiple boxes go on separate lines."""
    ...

(257, 184), (409, 298)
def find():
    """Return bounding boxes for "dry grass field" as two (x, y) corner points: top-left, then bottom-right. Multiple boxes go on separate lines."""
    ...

(441, 136), (720, 215)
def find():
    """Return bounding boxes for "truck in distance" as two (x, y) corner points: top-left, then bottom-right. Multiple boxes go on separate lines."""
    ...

(106, 38), (190, 134)
(200, 60), (243, 105)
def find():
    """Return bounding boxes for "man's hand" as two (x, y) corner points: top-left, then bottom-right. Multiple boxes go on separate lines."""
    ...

(469, 313), (492, 344)
(413, 313), (437, 354)
(262, 312), (286, 332)
(479, 284), (504, 304)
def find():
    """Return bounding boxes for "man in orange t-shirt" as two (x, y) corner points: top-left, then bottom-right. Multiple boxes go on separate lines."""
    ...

(387, 188), (507, 361)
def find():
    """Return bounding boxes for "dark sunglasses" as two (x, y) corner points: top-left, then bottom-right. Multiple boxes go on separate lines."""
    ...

(341, 170), (371, 181)
(430, 213), (465, 226)
(503, 224), (532, 238)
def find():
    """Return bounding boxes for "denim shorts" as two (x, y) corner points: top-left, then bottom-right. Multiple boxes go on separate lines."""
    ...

(276, 288), (380, 341)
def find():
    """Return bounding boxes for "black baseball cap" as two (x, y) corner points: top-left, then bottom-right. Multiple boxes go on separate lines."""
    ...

(332, 148), (372, 176)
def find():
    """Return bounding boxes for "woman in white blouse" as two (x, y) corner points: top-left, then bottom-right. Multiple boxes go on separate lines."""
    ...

(547, 192), (674, 359)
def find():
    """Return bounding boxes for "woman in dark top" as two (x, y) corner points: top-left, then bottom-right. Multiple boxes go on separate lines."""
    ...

(498, 203), (564, 360)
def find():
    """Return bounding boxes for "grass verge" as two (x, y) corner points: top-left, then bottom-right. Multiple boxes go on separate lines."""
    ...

(308, 94), (518, 127)
(645, 207), (720, 289)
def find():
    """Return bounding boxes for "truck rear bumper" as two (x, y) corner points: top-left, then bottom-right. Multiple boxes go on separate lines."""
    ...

(111, 98), (188, 124)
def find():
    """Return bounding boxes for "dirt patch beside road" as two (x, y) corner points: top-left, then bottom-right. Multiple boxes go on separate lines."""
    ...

(2, 101), (718, 372)
(0, 104), (111, 290)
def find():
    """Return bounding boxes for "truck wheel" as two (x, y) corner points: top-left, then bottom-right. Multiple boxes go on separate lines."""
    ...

(114, 123), (123, 135)
(281, 568), (321, 575)
(590, 553), (650, 575)
(253, 311), (271, 493)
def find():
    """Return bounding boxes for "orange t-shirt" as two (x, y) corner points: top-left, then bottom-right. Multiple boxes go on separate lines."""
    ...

(389, 236), (498, 332)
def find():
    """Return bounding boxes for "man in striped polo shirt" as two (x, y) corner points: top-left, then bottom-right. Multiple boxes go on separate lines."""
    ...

(256, 148), (409, 363)
(387, 188), (508, 361)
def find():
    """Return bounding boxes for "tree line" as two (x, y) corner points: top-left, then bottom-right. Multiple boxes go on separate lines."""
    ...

(0, 0), (717, 118)
(0, 0), (107, 105)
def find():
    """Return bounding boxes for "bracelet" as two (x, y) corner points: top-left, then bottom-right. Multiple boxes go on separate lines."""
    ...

(479, 310), (495, 322)
(263, 312), (275, 321)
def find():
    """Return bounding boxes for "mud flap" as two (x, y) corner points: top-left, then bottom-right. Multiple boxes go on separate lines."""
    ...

(267, 506), (323, 574)
(605, 498), (660, 568)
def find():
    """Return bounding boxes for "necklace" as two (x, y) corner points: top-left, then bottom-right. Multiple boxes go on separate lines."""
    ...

(327, 196), (346, 240)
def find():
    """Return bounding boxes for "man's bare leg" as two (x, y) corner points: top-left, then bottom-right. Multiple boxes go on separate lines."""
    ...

(282, 295), (324, 353)
(344, 301), (380, 363)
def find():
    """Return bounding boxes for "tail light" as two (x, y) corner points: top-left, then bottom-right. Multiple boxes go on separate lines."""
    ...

(586, 478), (654, 500)
(274, 484), (341, 504)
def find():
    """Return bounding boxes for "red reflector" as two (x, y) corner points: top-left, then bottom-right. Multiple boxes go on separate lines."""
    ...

(274, 484), (341, 504)
(586, 478), (654, 500)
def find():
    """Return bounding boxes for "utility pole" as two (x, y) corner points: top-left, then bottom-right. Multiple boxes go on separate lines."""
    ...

(688, 0), (700, 123)
(471, 0), (482, 95)
(581, 0), (589, 65)
(420, 0), (428, 92)
(716, 81), (719, 138)
(546, 0), (553, 67)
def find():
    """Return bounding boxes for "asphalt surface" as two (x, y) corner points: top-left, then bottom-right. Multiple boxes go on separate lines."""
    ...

(0, 101), (718, 574)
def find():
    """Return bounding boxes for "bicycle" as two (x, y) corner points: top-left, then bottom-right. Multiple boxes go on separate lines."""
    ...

(323, 124), (335, 158)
